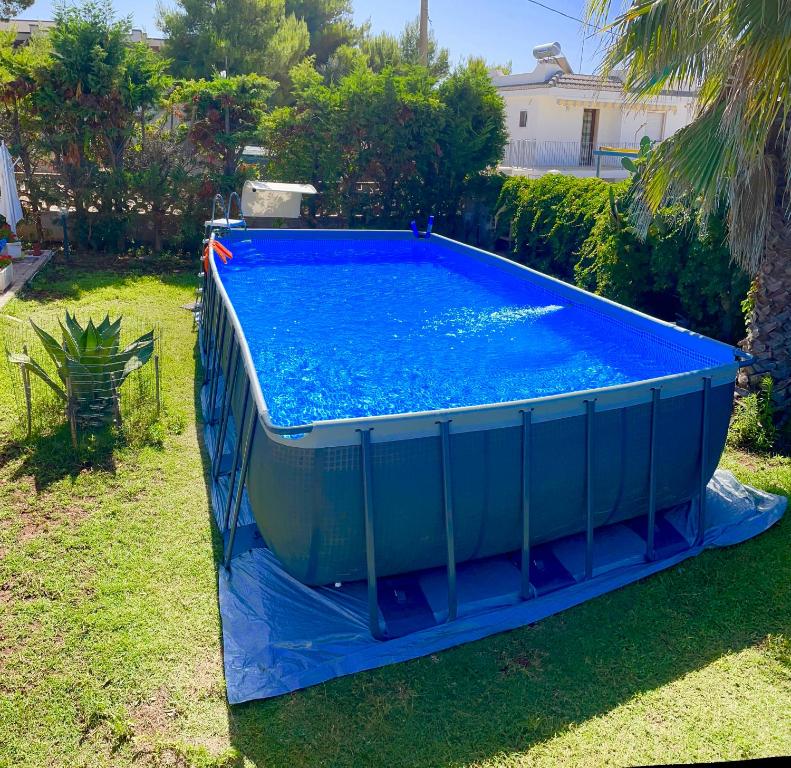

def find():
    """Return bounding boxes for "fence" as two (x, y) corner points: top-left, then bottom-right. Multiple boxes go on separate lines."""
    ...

(503, 140), (642, 170)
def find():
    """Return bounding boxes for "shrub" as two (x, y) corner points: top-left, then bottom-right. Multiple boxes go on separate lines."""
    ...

(264, 58), (506, 229)
(576, 197), (749, 342)
(499, 174), (621, 281)
(728, 377), (777, 452)
(498, 173), (749, 343)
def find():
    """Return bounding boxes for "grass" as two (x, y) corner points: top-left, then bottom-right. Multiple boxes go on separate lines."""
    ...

(0, 256), (789, 768)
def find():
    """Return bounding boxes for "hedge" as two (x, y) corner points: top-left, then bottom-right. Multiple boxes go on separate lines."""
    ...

(497, 175), (749, 344)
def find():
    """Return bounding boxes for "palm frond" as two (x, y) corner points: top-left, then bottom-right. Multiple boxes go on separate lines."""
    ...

(587, 0), (791, 273)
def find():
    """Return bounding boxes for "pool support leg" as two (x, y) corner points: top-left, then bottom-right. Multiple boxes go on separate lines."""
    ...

(198, 267), (210, 348)
(224, 406), (258, 569)
(520, 409), (534, 599)
(222, 380), (251, 532)
(646, 387), (660, 561)
(203, 268), (217, 352)
(212, 341), (239, 479)
(585, 399), (596, 580)
(202, 277), (219, 382)
(207, 311), (228, 415)
(358, 428), (386, 640)
(697, 377), (711, 546)
(438, 420), (458, 622)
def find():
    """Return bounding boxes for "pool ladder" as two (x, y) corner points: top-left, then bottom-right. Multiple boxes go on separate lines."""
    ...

(194, 193), (247, 331)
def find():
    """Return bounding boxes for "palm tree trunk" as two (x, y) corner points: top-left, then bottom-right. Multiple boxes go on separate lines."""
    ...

(738, 187), (791, 425)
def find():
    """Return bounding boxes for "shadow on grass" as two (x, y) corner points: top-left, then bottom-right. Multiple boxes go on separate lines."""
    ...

(4, 423), (117, 492)
(191, 334), (790, 767)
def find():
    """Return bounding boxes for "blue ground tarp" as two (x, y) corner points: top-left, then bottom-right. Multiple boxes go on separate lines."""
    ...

(209, 455), (785, 703)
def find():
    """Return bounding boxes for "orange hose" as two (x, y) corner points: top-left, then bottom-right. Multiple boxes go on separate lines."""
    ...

(202, 240), (233, 271)
(214, 241), (233, 261)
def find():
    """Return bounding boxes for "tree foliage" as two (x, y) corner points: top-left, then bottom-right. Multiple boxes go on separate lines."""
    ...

(587, 0), (791, 273)
(264, 58), (505, 227)
(29, 1), (170, 246)
(586, 0), (791, 419)
(171, 74), (276, 183)
(285, 0), (360, 64)
(397, 16), (450, 78)
(0, 29), (53, 241)
(159, 0), (359, 90)
(126, 127), (202, 252)
(0, 0), (33, 21)
(160, 0), (292, 79)
(325, 16), (450, 82)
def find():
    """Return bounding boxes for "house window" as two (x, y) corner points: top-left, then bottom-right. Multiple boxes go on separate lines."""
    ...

(518, 110), (528, 128)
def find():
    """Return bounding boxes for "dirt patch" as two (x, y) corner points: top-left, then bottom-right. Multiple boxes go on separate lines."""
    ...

(186, 652), (225, 701)
(12, 502), (93, 546)
(498, 648), (547, 677)
(731, 450), (761, 471)
(131, 686), (179, 739)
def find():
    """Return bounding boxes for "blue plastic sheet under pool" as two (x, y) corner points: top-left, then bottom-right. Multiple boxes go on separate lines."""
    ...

(210, 465), (785, 703)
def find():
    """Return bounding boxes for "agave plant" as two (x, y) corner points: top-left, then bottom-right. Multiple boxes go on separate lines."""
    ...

(8, 312), (155, 429)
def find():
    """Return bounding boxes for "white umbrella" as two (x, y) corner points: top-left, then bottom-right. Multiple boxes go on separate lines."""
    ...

(0, 141), (23, 234)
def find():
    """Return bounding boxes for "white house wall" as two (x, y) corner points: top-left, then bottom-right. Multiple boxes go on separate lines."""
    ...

(594, 106), (622, 146)
(500, 91), (685, 148)
(535, 97), (585, 143)
(498, 84), (697, 178)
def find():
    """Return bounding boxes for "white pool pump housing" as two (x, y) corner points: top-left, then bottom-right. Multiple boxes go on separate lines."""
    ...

(241, 180), (317, 219)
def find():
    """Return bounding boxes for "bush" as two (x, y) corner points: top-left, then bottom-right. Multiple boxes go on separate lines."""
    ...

(728, 377), (778, 452)
(498, 173), (749, 343)
(499, 174), (620, 281)
(576, 197), (749, 342)
(264, 58), (507, 230)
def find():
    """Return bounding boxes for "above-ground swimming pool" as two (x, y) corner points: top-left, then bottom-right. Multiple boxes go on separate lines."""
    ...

(200, 229), (745, 632)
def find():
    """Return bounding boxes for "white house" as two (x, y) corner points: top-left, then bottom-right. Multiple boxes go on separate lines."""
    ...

(0, 19), (165, 51)
(492, 43), (697, 179)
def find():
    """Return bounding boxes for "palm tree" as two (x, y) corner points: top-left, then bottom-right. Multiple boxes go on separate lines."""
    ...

(586, 0), (791, 427)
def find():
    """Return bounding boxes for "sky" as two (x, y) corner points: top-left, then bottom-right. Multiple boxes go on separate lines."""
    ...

(17, 0), (609, 75)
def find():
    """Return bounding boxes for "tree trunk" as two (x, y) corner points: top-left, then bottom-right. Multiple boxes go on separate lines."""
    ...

(738, 182), (791, 426)
(10, 98), (45, 243)
(153, 209), (163, 253)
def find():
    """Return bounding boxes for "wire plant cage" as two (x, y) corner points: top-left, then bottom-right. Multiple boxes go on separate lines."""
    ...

(2, 308), (164, 444)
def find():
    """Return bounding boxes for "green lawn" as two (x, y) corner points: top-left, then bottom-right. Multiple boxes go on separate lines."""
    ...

(1, 259), (789, 768)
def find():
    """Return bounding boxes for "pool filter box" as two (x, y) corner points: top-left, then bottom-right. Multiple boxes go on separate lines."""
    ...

(241, 180), (317, 219)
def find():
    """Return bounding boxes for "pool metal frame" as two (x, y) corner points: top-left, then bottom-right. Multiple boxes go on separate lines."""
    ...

(199, 228), (749, 640)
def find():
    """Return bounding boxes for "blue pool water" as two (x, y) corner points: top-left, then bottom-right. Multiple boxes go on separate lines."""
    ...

(216, 234), (719, 427)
